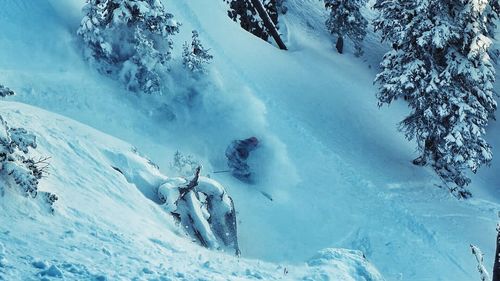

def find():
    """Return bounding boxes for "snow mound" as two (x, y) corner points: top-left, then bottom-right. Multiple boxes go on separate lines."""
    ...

(305, 248), (384, 281)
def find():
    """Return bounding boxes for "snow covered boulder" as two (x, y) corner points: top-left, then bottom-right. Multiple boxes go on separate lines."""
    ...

(158, 167), (240, 255)
(157, 177), (183, 212)
(303, 248), (384, 281)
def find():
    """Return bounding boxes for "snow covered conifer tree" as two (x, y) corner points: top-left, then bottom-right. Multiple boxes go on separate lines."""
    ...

(485, 0), (500, 61)
(486, 0), (500, 37)
(0, 117), (58, 213)
(0, 117), (43, 197)
(374, 0), (498, 198)
(182, 31), (213, 73)
(77, 0), (179, 94)
(224, 0), (283, 42)
(324, 0), (368, 56)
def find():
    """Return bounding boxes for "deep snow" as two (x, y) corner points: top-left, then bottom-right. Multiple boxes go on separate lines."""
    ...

(0, 101), (384, 280)
(0, 0), (499, 280)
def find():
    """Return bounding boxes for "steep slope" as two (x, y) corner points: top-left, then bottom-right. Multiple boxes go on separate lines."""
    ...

(0, 0), (498, 281)
(0, 101), (384, 281)
(167, 1), (500, 280)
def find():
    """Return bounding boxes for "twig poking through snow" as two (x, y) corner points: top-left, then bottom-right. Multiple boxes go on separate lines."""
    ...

(470, 244), (491, 281)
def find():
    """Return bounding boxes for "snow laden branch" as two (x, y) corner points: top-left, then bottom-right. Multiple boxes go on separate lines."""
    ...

(471, 244), (491, 281)
(158, 166), (240, 255)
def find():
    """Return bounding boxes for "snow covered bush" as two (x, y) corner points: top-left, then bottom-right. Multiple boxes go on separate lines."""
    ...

(0, 85), (14, 97)
(324, 0), (368, 56)
(158, 167), (240, 255)
(170, 150), (201, 177)
(374, 0), (498, 198)
(224, 0), (283, 42)
(182, 31), (213, 73)
(0, 116), (57, 212)
(77, 0), (180, 94)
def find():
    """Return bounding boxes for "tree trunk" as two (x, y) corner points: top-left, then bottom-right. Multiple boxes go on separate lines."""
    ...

(493, 225), (500, 281)
(249, 0), (287, 50)
(336, 36), (344, 54)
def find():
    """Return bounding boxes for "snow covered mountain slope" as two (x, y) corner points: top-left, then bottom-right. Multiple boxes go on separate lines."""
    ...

(0, 101), (384, 281)
(0, 0), (499, 280)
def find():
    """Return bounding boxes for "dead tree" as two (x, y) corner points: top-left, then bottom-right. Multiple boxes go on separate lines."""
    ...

(494, 224), (500, 281)
(470, 222), (500, 281)
(471, 244), (491, 281)
(158, 167), (240, 255)
(249, 0), (287, 50)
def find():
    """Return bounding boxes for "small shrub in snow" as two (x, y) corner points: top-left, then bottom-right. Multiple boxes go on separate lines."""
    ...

(182, 31), (213, 73)
(0, 85), (14, 97)
(0, 116), (57, 212)
(170, 151), (200, 177)
(77, 0), (180, 94)
(324, 0), (368, 56)
(158, 167), (240, 255)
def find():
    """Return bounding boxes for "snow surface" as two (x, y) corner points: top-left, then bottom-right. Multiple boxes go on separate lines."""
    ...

(0, 0), (499, 280)
(0, 101), (383, 280)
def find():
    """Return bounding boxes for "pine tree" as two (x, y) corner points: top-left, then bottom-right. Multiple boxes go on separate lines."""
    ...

(486, 0), (500, 61)
(182, 31), (213, 73)
(224, 0), (282, 42)
(0, 117), (43, 197)
(487, 1), (500, 34)
(324, 0), (368, 56)
(374, 0), (498, 198)
(77, 0), (180, 94)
